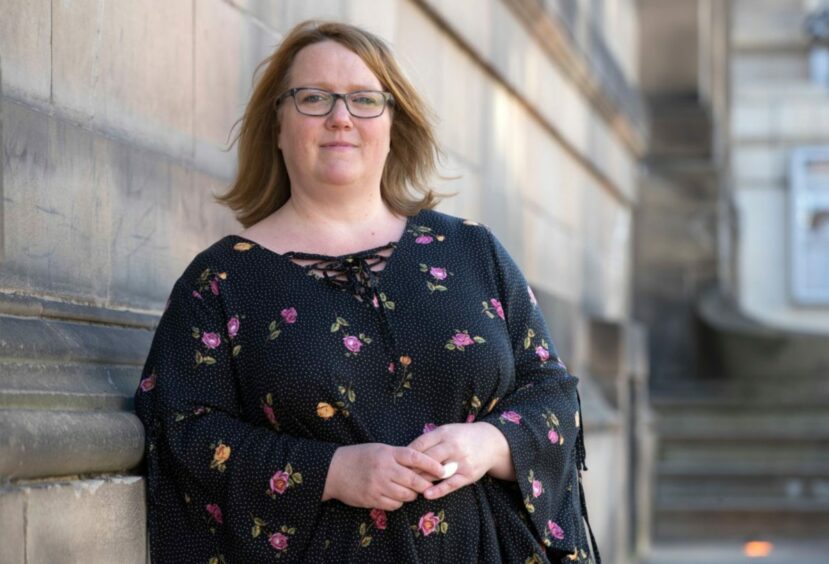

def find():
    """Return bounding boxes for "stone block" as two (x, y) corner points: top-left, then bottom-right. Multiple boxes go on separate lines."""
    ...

(52, 0), (194, 158)
(395, 0), (444, 113)
(0, 488), (25, 564)
(194, 0), (280, 181)
(730, 103), (776, 141)
(24, 476), (146, 564)
(777, 101), (829, 141)
(0, 409), (144, 479)
(732, 144), (786, 186)
(731, 52), (809, 91)
(0, 0), (50, 101)
(0, 99), (111, 299)
(346, 0), (398, 42)
(422, 0), (493, 61)
(732, 0), (806, 49)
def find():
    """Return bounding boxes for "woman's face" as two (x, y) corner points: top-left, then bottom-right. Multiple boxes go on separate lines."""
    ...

(278, 41), (392, 193)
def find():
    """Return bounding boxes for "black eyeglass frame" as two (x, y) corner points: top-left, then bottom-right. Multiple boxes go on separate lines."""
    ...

(276, 87), (395, 119)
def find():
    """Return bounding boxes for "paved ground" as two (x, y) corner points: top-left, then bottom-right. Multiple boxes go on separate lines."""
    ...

(643, 540), (829, 564)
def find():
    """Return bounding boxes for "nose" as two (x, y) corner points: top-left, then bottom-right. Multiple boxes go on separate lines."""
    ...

(325, 97), (353, 128)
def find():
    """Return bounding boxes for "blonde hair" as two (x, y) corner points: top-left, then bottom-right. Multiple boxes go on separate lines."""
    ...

(217, 20), (447, 228)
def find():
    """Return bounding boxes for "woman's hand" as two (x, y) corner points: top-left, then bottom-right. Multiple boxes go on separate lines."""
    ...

(407, 422), (515, 500)
(322, 443), (445, 511)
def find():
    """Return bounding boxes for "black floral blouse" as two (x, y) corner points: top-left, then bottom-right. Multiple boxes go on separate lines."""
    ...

(134, 209), (599, 563)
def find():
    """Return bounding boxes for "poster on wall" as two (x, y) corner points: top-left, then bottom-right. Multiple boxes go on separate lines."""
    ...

(790, 147), (829, 305)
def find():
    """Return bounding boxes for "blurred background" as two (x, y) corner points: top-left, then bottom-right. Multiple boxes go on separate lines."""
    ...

(1, 0), (828, 562)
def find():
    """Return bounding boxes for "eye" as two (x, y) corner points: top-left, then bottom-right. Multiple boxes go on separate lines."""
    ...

(298, 91), (331, 104)
(350, 93), (382, 106)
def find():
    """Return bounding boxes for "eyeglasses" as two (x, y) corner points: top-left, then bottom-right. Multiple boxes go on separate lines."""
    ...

(276, 88), (394, 119)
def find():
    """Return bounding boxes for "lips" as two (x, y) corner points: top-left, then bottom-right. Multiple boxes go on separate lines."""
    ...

(321, 142), (356, 148)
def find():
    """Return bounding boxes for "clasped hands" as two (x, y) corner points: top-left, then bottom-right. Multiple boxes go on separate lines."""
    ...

(322, 422), (514, 512)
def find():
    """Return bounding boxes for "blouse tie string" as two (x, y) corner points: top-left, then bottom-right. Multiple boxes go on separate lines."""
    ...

(575, 388), (601, 563)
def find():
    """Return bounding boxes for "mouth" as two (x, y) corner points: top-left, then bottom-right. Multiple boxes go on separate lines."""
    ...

(321, 142), (357, 148)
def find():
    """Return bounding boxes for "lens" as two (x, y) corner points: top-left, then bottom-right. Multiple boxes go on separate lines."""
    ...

(346, 91), (386, 117)
(295, 89), (334, 116)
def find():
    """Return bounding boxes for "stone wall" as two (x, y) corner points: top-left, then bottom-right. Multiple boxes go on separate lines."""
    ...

(0, 1), (648, 561)
(730, 0), (829, 332)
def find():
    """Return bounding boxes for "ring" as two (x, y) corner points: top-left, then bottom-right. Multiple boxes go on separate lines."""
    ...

(441, 461), (458, 479)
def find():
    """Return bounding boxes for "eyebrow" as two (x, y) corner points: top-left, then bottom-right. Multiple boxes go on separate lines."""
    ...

(294, 83), (383, 91)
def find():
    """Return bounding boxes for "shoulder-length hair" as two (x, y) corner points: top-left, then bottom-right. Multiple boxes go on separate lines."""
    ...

(217, 20), (447, 228)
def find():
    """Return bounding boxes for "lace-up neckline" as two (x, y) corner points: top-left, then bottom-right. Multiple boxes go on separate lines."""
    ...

(283, 242), (397, 302)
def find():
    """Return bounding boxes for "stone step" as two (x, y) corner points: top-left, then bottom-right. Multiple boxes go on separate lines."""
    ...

(657, 468), (829, 501)
(654, 406), (829, 435)
(657, 431), (829, 466)
(654, 499), (829, 540)
(648, 103), (713, 159)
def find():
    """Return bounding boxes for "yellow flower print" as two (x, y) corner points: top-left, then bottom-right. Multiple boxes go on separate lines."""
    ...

(210, 441), (231, 472)
(316, 402), (337, 420)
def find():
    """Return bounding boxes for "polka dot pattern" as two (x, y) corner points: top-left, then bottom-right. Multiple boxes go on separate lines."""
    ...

(134, 209), (597, 563)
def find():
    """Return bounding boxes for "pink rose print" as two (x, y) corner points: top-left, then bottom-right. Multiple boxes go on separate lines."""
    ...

(269, 532), (289, 551)
(343, 335), (363, 353)
(547, 520), (565, 540)
(528, 285), (537, 306)
(429, 266), (448, 280)
(547, 429), (560, 444)
(388, 362), (396, 373)
(490, 298), (505, 320)
(423, 423), (437, 434)
(415, 235), (434, 244)
(206, 503), (223, 524)
(209, 278), (220, 296)
(269, 470), (291, 495)
(263, 404), (278, 427)
(139, 373), (156, 392)
(227, 316), (240, 338)
(466, 413), (476, 423)
(280, 307), (297, 324)
(418, 512), (440, 536)
(532, 480), (544, 498)
(370, 508), (388, 530)
(192, 290), (203, 300)
(452, 333), (475, 347)
(500, 410), (522, 424)
(535, 345), (550, 362)
(201, 332), (221, 349)
(372, 295), (380, 308)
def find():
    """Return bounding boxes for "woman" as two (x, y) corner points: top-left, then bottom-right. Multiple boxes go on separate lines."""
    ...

(135, 20), (599, 563)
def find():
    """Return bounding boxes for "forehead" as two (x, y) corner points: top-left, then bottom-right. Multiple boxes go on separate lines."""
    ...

(288, 41), (383, 90)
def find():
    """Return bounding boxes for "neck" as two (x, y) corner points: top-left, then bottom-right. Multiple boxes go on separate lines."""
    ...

(285, 186), (391, 228)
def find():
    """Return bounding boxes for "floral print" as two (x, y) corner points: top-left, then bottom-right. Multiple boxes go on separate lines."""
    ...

(209, 441), (230, 472)
(419, 263), (452, 292)
(330, 315), (372, 357)
(267, 307), (297, 342)
(407, 223), (445, 245)
(499, 410), (522, 425)
(445, 330), (485, 351)
(267, 463), (303, 498)
(358, 508), (388, 547)
(134, 209), (596, 563)
(412, 510), (449, 537)
(261, 393), (280, 430)
(482, 298), (506, 320)
(251, 516), (295, 557)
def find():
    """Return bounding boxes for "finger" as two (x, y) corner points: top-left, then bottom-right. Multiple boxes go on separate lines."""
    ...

(384, 481), (419, 503)
(420, 444), (454, 465)
(423, 474), (469, 500)
(407, 431), (442, 453)
(392, 468), (435, 493)
(394, 447), (444, 479)
(375, 495), (404, 512)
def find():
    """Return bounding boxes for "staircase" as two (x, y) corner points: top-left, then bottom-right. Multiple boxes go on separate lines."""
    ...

(651, 290), (829, 542)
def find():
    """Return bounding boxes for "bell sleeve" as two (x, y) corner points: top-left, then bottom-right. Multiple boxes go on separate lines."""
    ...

(478, 229), (599, 562)
(134, 265), (339, 561)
